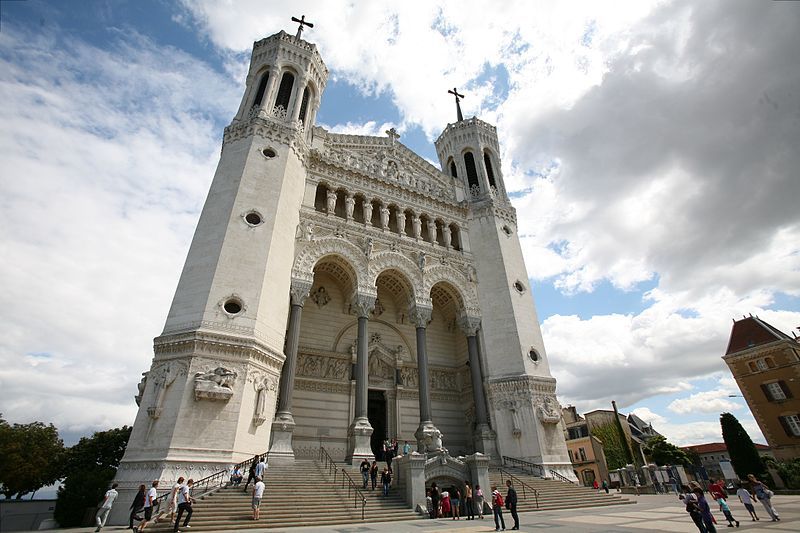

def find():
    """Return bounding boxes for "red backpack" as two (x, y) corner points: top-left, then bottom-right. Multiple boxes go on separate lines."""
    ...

(495, 492), (504, 507)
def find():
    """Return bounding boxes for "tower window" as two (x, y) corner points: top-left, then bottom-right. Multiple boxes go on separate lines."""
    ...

(448, 159), (458, 178)
(252, 72), (269, 108)
(464, 152), (479, 190)
(244, 211), (263, 226)
(514, 281), (526, 294)
(484, 151), (497, 189)
(274, 72), (295, 111)
(223, 297), (244, 316)
(299, 87), (311, 124)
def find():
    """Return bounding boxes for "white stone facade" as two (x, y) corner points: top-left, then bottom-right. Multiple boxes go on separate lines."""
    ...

(112, 26), (573, 524)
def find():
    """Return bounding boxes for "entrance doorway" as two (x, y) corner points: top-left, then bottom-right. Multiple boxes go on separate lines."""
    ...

(368, 389), (387, 460)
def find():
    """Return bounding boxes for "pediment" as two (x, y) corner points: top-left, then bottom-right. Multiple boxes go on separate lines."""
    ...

(313, 133), (457, 203)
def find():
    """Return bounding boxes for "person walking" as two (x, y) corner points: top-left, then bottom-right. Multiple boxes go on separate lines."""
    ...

(440, 488), (451, 517)
(717, 496), (739, 528)
(694, 487), (717, 533)
(464, 481), (474, 520)
(491, 486), (506, 531)
(251, 476), (265, 520)
(243, 455), (258, 490)
(403, 441), (411, 456)
(474, 484), (485, 519)
(129, 484), (146, 530)
(167, 477), (184, 521)
(385, 442), (394, 472)
(680, 485), (706, 533)
(95, 483), (119, 531)
(172, 479), (194, 533)
(370, 460), (379, 490)
(137, 480), (159, 533)
(429, 482), (439, 519)
(748, 474), (779, 521)
(254, 455), (267, 482)
(505, 479), (519, 530)
(359, 458), (371, 489)
(736, 483), (758, 521)
(381, 466), (392, 496)
(602, 479), (609, 494)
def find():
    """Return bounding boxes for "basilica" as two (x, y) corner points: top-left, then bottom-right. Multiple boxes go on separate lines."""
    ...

(113, 24), (573, 516)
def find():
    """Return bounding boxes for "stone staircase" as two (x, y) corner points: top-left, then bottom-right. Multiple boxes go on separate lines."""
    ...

(488, 468), (634, 512)
(147, 459), (417, 531)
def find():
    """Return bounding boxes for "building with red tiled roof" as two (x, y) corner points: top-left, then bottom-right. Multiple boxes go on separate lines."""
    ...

(723, 316), (800, 461)
(681, 442), (773, 480)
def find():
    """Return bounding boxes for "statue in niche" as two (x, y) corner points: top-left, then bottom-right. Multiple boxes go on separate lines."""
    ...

(326, 190), (337, 214)
(363, 237), (374, 259)
(536, 395), (562, 424)
(373, 298), (384, 317)
(379, 204), (390, 229)
(345, 195), (355, 219)
(135, 372), (148, 406)
(417, 251), (426, 270)
(194, 366), (237, 401)
(500, 398), (523, 437)
(252, 377), (276, 426)
(304, 221), (314, 241)
(385, 160), (399, 181)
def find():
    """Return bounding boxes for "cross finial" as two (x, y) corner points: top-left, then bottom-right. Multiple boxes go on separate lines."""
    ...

(448, 87), (465, 122)
(291, 15), (314, 40)
(386, 127), (400, 146)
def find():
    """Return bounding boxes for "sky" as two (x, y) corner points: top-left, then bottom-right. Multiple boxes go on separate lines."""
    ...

(0, 0), (798, 449)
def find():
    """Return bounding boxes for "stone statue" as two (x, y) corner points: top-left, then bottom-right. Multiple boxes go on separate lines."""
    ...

(363, 237), (374, 259)
(536, 395), (562, 424)
(147, 363), (179, 419)
(326, 190), (337, 214)
(412, 215), (422, 239)
(304, 221), (314, 241)
(363, 201), (373, 225)
(194, 366), (237, 401)
(396, 211), (406, 236)
(417, 251), (426, 270)
(345, 194), (355, 220)
(379, 204), (390, 229)
(426, 219), (436, 243)
(135, 372), (148, 406)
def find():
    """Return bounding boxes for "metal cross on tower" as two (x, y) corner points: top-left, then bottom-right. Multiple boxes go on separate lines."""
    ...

(448, 87), (465, 122)
(291, 15), (314, 39)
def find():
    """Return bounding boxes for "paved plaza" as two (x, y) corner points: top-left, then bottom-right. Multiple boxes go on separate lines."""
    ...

(55, 494), (800, 533)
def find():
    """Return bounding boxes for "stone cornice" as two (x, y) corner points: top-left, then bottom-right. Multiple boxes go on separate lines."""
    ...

(435, 117), (498, 147)
(723, 339), (799, 363)
(223, 115), (309, 163)
(153, 330), (285, 372)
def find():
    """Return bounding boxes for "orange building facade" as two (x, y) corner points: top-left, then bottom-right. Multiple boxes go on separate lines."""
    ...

(723, 317), (800, 461)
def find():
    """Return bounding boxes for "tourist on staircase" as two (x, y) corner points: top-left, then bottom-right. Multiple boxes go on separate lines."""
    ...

(360, 458), (371, 489)
(251, 476), (265, 521)
(381, 466), (392, 496)
(491, 486), (506, 531)
(168, 477), (184, 522)
(129, 484), (146, 530)
(136, 480), (159, 533)
(94, 483), (119, 532)
(505, 479), (519, 530)
(370, 460), (379, 490)
(243, 455), (259, 490)
(172, 479), (194, 533)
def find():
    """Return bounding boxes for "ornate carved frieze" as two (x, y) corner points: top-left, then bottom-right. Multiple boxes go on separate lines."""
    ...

(296, 352), (350, 381)
(153, 330), (285, 372)
(294, 378), (351, 395)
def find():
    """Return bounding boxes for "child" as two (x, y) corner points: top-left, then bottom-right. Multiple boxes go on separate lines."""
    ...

(717, 496), (739, 528)
(736, 484), (758, 521)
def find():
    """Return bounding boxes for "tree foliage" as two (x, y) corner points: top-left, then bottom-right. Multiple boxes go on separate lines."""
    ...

(54, 426), (132, 527)
(764, 457), (800, 489)
(643, 435), (692, 466)
(720, 412), (767, 481)
(0, 414), (65, 499)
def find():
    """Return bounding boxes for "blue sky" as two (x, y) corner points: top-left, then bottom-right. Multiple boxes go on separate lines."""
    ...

(1, 0), (799, 449)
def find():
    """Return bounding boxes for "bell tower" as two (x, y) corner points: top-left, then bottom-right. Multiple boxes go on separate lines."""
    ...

(435, 105), (573, 477)
(112, 28), (329, 519)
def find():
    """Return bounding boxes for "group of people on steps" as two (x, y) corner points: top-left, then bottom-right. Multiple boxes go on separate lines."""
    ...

(118, 477), (195, 533)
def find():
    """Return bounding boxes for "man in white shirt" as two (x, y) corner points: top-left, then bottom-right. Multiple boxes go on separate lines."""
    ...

(95, 483), (118, 531)
(172, 479), (194, 532)
(137, 480), (159, 533)
(168, 477), (184, 521)
(254, 457), (267, 480)
(252, 477), (266, 520)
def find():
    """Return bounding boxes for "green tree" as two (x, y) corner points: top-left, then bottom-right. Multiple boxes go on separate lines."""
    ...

(54, 426), (132, 527)
(764, 457), (800, 489)
(643, 435), (692, 466)
(720, 412), (767, 481)
(0, 415), (65, 499)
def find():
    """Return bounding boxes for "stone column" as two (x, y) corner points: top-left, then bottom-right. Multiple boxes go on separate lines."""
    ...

(264, 65), (280, 112)
(458, 314), (497, 458)
(410, 304), (443, 454)
(347, 292), (376, 463)
(289, 76), (307, 122)
(268, 279), (312, 462)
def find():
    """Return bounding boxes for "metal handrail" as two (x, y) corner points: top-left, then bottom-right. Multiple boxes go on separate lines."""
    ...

(318, 446), (367, 520)
(153, 451), (270, 510)
(498, 468), (539, 508)
(501, 456), (545, 477)
(549, 469), (577, 484)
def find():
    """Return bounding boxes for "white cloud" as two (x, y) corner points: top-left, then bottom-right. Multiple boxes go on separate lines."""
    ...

(630, 407), (667, 427)
(319, 120), (399, 137)
(0, 26), (238, 436)
(667, 390), (742, 415)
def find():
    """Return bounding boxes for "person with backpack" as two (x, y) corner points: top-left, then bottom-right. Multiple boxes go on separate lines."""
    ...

(491, 486), (506, 531)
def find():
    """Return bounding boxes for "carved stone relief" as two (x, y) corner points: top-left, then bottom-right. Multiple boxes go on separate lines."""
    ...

(310, 286), (330, 308)
(193, 366), (238, 401)
(147, 361), (188, 419)
(534, 395), (562, 425)
(296, 353), (350, 381)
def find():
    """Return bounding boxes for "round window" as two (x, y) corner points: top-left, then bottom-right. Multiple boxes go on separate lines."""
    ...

(244, 211), (263, 226)
(261, 147), (277, 159)
(529, 349), (540, 363)
(502, 225), (513, 236)
(223, 298), (243, 315)
(514, 281), (525, 293)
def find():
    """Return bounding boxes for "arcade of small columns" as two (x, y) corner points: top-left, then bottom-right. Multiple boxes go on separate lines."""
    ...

(313, 182), (464, 252)
(270, 255), (491, 461)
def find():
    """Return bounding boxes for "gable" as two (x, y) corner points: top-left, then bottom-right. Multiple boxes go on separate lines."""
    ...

(725, 316), (791, 355)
